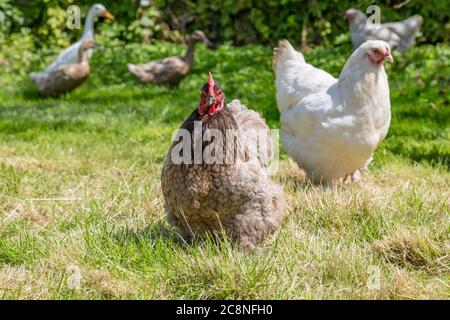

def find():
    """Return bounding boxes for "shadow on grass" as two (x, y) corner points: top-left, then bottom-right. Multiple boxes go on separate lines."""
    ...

(112, 221), (188, 248)
(111, 220), (243, 254)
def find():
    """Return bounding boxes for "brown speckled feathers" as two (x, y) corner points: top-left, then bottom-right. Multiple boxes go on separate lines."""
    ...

(161, 99), (286, 251)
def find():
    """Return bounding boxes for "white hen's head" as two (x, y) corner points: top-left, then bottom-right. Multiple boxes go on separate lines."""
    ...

(362, 40), (393, 65)
(344, 8), (367, 28)
(340, 40), (393, 79)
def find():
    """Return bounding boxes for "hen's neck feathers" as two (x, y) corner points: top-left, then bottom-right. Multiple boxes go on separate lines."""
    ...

(338, 48), (388, 108)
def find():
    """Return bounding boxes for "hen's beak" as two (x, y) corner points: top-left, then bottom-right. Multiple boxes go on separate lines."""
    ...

(207, 96), (215, 106)
(386, 53), (393, 64)
(102, 10), (115, 21)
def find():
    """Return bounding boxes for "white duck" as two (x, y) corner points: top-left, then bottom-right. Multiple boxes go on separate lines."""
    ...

(30, 3), (113, 79)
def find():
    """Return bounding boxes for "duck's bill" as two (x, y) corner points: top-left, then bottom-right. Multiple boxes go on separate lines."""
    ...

(102, 11), (115, 20)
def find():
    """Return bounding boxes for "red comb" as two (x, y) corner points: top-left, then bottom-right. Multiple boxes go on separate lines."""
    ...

(208, 72), (215, 97)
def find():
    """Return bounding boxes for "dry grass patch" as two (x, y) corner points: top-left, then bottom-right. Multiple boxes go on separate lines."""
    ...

(373, 226), (449, 272)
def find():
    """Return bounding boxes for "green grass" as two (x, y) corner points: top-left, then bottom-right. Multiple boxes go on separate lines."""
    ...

(0, 42), (449, 299)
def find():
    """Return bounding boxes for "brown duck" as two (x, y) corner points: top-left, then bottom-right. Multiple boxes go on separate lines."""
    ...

(30, 39), (96, 97)
(127, 30), (213, 85)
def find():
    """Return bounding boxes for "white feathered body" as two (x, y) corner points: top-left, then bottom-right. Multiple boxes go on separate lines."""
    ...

(274, 40), (391, 184)
(348, 10), (422, 53)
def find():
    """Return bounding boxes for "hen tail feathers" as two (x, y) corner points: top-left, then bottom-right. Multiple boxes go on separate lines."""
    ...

(272, 40), (304, 72)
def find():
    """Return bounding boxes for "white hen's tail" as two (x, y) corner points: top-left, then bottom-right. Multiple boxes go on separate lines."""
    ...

(383, 15), (423, 53)
(272, 40), (305, 72)
(398, 15), (423, 53)
(273, 40), (337, 113)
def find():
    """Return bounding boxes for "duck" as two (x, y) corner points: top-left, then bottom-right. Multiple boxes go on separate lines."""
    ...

(127, 30), (214, 85)
(29, 3), (113, 79)
(31, 40), (96, 97)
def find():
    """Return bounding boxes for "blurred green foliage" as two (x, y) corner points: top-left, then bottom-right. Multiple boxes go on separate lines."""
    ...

(0, 0), (448, 50)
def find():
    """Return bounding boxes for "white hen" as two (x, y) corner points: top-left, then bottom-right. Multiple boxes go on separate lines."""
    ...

(273, 40), (393, 185)
(345, 8), (423, 53)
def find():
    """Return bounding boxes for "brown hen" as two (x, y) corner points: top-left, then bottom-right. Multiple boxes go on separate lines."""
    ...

(161, 73), (286, 251)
